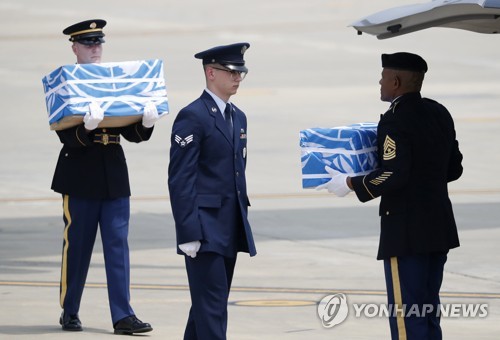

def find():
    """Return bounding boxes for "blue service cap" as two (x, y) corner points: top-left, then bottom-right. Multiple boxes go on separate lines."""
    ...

(194, 42), (250, 72)
(63, 19), (106, 45)
(382, 52), (427, 73)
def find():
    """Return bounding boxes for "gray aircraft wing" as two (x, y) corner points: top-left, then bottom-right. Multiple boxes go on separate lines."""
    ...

(351, 0), (500, 39)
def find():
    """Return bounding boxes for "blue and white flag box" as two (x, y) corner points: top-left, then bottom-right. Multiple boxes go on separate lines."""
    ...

(300, 123), (379, 188)
(42, 59), (169, 130)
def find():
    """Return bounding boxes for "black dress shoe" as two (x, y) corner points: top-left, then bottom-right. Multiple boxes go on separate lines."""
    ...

(59, 311), (82, 331)
(113, 315), (153, 335)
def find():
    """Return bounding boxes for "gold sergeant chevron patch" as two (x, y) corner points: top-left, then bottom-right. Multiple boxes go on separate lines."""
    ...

(369, 171), (393, 185)
(383, 135), (396, 160)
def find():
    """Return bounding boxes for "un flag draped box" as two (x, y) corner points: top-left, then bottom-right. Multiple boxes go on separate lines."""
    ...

(300, 123), (379, 188)
(42, 59), (169, 130)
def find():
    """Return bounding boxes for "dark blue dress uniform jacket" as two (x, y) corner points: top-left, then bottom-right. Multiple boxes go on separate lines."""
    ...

(51, 123), (153, 199)
(351, 92), (463, 260)
(168, 91), (256, 257)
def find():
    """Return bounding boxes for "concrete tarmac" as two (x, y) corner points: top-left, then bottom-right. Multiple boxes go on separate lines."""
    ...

(1, 0), (499, 339)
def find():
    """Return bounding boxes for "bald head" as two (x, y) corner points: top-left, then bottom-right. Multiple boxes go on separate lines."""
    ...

(379, 68), (425, 102)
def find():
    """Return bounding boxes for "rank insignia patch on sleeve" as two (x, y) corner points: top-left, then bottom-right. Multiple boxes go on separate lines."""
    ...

(369, 171), (393, 185)
(383, 135), (396, 160)
(175, 134), (193, 148)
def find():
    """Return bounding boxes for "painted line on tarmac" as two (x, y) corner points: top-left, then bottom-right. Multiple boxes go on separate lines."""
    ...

(231, 300), (317, 307)
(1, 188), (500, 203)
(1, 281), (499, 299)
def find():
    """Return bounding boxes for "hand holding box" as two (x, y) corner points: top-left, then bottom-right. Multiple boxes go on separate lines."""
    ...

(300, 123), (379, 189)
(42, 59), (169, 130)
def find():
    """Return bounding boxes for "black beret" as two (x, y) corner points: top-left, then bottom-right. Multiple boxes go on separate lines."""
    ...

(195, 42), (250, 72)
(63, 19), (106, 45)
(381, 52), (427, 73)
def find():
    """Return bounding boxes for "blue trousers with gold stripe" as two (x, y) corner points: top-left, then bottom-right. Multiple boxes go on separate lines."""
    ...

(384, 252), (448, 340)
(59, 195), (135, 325)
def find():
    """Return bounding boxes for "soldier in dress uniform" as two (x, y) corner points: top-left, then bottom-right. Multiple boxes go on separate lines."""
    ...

(168, 42), (256, 340)
(52, 19), (158, 334)
(318, 52), (463, 339)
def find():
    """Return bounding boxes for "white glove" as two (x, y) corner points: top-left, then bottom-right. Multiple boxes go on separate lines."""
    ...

(316, 166), (352, 197)
(83, 102), (104, 130)
(142, 102), (159, 128)
(179, 241), (201, 258)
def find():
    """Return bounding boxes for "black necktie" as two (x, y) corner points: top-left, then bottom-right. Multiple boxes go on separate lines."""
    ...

(224, 103), (233, 139)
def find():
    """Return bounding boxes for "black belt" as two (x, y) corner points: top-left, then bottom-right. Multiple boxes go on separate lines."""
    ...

(93, 133), (120, 145)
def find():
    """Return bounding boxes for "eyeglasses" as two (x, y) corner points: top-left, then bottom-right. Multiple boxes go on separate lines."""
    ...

(211, 66), (247, 80)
